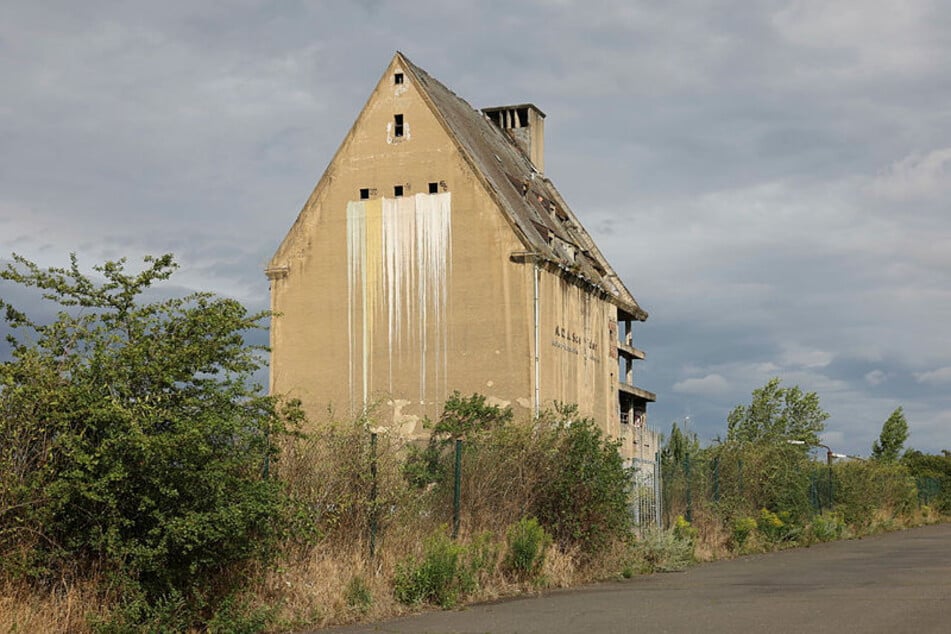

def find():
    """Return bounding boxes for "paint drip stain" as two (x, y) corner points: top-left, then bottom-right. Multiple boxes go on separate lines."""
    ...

(346, 193), (452, 412)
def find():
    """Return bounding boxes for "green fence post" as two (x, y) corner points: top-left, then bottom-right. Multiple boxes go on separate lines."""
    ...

(828, 462), (834, 509)
(712, 456), (720, 503)
(811, 469), (821, 514)
(369, 432), (378, 559)
(452, 438), (462, 539)
(737, 458), (743, 498)
(684, 452), (693, 523)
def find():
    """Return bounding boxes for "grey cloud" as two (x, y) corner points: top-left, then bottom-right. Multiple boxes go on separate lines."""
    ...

(1, 0), (949, 453)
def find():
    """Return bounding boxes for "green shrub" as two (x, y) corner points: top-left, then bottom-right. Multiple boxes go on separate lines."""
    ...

(531, 410), (632, 554)
(92, 588), (190, 634)
(904, 450), (951, 513)
(344, 575), (373, 615)
(503, 517), (552, 581)
(673, 515), (698, 543)
(756, 508), (800, 544)
(730, 516), (757, 550)
(810, 512), (845, 542)
(832, 460), (917, 529)
(393, 530), (467, 607)
(0, 254), (291, 627)
(632, 528), (694, 572)
(206, 594), (275, 634)
(463, 530), (499, 592)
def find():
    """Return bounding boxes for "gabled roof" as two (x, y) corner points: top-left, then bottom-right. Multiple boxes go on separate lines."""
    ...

(398, 52), (647, 321)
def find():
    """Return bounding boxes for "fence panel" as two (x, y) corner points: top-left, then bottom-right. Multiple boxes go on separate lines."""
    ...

(629, 455), (662, 532)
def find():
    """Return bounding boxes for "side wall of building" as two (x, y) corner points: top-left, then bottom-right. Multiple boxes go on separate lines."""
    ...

(536, 268), (616, 428)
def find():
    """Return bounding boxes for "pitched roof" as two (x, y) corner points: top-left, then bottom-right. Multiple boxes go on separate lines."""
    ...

(398, 52), (647, 321)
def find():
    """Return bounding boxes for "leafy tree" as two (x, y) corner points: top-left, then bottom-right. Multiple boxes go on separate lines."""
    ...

(432, 390), (513, 438)
(661, 420), (700, 469)
(404, 392), (513, 488)
(871, 407), (909, 462)
(0, 253), (292, 622)
(531, 413), (631, 554)
(727, 377), (828, 446)
(902, 449), (951, 512)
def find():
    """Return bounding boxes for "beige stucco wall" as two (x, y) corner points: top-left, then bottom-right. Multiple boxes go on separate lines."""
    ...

(536, 269), (616, 428)
(270, 58), (534, 434)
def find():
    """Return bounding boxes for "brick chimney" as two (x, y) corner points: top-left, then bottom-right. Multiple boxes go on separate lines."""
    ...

(482, 104), (546, 173)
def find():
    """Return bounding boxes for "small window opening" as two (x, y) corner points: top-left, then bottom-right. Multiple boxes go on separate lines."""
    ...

(394, 185), (404, 197)
(428, 182), (438, 194)
(516, 107), (529, 127)
(394, 114), (404, 137)
(394, 72), (404, 85)
(359, 188), (370, 200)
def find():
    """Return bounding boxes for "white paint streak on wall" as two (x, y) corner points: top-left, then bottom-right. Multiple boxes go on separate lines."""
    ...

(346, 193), (452, 410)
(345, 201), (366, 414)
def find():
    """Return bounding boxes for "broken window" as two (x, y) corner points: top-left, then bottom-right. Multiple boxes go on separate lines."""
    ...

(428, 182), (438, 194)
(394, 185), (404, 197)
(394, 72), (404, 85)
(359, 188), (370, 200)
(394, 114), (404, 137)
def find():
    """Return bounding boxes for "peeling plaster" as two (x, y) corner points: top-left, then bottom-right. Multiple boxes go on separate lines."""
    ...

(485, 396), (511, 409)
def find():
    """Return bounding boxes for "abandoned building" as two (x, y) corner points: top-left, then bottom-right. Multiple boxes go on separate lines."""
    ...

(267, 52), (656, 461)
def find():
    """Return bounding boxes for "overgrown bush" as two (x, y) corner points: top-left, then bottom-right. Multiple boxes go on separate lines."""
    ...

(0, 254), (292, 628)
(403, 402), (632, 557)
(756, 508), (800, 544)
(280, 414), (411, 546)
(531, 409), (632, 554)
(393, 530), (469, 607)
(831, 460), (917, 529)
(344, 575), (373, 615)
(730, 516), (757, 550)
(464, 530), (500, 592)
(809, 512), (846, 542)
(903, 450), (951, 513)
(503, 517), (551, 582)
(673, 515), (698, 544)
(631, 528), (694, 572)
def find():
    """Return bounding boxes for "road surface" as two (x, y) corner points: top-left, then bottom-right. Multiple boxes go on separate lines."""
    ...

(318, 522), (951, 633)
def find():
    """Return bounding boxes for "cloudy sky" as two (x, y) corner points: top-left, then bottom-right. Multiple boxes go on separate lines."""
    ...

(2, 0), (949, 454)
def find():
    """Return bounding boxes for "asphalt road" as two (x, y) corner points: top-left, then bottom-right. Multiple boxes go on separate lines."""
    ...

(318, 522), (951, 633)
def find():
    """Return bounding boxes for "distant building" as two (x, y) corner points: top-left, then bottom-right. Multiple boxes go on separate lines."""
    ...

(267, 52), (656, 460)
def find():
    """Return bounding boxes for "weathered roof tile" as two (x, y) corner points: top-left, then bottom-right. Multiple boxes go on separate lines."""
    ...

(398, 52), (646, 320)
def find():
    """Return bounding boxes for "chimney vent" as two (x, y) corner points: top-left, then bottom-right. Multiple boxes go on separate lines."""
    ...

(482, 104), (546, 173)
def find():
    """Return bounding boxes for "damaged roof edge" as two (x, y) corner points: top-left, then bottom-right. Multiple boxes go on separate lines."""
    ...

(395, 52), (648, 319)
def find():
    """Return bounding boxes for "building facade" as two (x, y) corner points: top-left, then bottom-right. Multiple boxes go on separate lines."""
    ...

(267, 53), (656, 461)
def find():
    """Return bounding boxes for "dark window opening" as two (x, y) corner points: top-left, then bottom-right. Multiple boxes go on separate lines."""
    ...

(428, 182), (438, 194)
(359, 188), (370, 200)
(394, 114), (404, 137)
(394, 72), (404, 85)
(394, 185), (404, 197)
(516, 107), (529, 127)
(486, 107), (530, 129)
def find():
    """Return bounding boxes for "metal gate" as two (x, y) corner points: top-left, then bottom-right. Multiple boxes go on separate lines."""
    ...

(628, 454), (662, 531)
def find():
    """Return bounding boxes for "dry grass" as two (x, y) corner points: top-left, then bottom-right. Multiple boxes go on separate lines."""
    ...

(247, 526), (603, 631)
(0, 577), (111, 634)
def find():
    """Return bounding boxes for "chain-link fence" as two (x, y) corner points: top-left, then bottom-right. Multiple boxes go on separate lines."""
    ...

(628, 455), (662, 531)
(660, 443), (937, 530)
